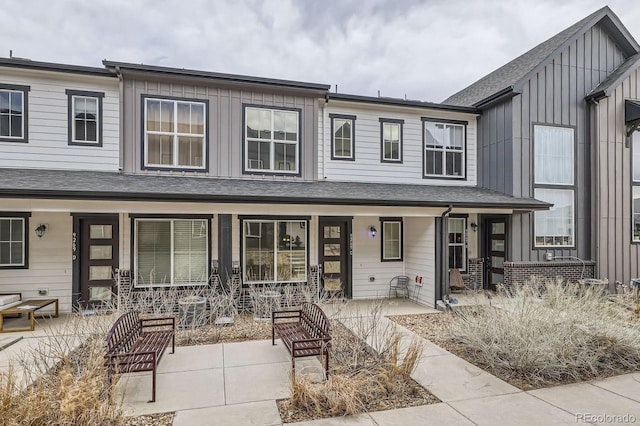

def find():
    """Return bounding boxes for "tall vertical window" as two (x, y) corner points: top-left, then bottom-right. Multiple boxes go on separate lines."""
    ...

(381, 218), (403, 261)
(0, 84), (29, 143)
(144, 97), (207, 169)
(423, 119), (466, 178)
(330, 114), (355, 160)
(448, 217), (467, 271)
(243, 219), (307, 283)
(0, 215), (28, 268)
(245, 106), (300, 174)
(380, 119), (403, 163)
(134, 218), (209, 287)
(66, 90), (104, 146)
(533, 125), (575, 247)
(633, 132), (640, 242)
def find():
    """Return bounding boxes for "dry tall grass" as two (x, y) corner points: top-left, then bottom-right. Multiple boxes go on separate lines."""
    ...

(449, 279), (640, 385)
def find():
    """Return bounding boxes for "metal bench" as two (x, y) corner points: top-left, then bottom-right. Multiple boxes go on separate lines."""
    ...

(104, 311), (175, 402)
(272, 302), (331, 379)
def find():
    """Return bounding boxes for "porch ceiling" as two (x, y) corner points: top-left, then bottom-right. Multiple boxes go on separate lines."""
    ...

(0, 168), (550, 210)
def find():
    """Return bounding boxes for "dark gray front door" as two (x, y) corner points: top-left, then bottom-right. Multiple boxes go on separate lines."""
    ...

(485, 218), (506, 291)
(318, 219), (350, 297)
(79, 217), (119, 308)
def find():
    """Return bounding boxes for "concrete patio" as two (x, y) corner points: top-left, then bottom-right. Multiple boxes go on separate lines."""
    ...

(2, 299), (640, 424)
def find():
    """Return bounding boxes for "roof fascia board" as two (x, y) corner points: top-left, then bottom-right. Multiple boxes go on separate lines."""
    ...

(473, 87), (517, 109)
(514, 9), (639, 93)
(585, 54), (640, 101)
(327, 93), (479, 114)
(0, 58), (113, 77)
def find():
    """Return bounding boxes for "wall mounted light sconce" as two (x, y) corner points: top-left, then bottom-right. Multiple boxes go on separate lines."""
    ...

(35, 224), (47, 238)
(470, 222), (478, 232)
(368, 226), (377, 238)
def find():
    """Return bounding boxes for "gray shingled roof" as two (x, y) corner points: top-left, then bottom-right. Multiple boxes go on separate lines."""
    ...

(444, 7), (636, 107)
(586, 53), (640, 100)
(0, 169), (549, 210)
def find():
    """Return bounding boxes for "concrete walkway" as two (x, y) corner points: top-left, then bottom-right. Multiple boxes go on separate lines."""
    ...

(3, 300), (640, 424)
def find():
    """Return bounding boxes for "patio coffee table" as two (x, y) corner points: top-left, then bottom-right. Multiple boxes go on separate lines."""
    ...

(0, 299), (59, 332)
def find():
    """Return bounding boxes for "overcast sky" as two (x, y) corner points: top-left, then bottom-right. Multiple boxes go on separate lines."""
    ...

(1, 0), (639, 102)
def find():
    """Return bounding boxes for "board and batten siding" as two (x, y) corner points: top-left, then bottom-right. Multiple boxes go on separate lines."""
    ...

(0, 68), (120, 171)
(479, 23), (627, 263)
(320, 103), (478, 186)
(592, 68), (640, 285)
(404, 217), (436, 307)
(121, 78), (319, 180)
(0, 212), (73, 313)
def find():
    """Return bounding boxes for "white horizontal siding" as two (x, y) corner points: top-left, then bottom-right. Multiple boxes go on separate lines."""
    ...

(320, 103), (477, 186)
(0, 68), (120, 171)
(0, 212), (73, 313)
(404, 217), (436, 307)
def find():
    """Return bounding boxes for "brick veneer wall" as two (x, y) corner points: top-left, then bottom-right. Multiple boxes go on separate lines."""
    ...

(503, 260), (596, 288)
(463, 258), (484, 290)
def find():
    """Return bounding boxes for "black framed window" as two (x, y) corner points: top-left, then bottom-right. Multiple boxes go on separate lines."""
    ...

(633, 132), (640, 242)
(379, 118), (403, 163)
(66, 90), (104, 146)
(0, 213), (30, 269)
(423, 118), (466, 179)
(330, 114), (355, 160)
(0, 84), (29, 143)
(448, 216), (467, 271)
(143, 96), (207, 170)
(380, 217), (403, 261)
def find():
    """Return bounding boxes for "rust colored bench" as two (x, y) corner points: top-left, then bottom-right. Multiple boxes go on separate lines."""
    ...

(104, 311), (175, 402)
(272, 303), (331, 379)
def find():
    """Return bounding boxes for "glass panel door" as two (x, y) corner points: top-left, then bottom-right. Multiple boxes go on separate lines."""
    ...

(318, 219), (350, 297)
(80, 217), (119, 309)
(486, 218), (507, 291)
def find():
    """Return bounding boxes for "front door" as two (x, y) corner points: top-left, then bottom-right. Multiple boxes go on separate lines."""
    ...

(485, 217), (507, 291)
(79, 217), (119, 309)
(318, 218), (351, 297)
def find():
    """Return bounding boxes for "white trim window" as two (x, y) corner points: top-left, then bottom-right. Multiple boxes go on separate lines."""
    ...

(634, 133), (640, 242)
(72, 96), (99, 143)
(380, 120), (402, 162)
(381, 219), (403, 261)
(424, 121), (465, 178)
(243, 220), (307, 283)
(245, 107), (299, 173)
(144, 98), (206, 169)
(331, 115), (354, 160)
(448, 217), (467, 271)
(134, 218), (208, 287)
(534, 125), (575, 248)
(0, 217), (26, 267)
(634, 187), (640, 243)
(0, 88), (25, 141)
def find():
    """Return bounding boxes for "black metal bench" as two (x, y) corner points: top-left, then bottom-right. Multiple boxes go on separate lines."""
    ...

(104, 311), (175, 402)
(272, 302), (331, 379)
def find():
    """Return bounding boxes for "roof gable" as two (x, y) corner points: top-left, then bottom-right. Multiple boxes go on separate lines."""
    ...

(444, 6), (639, 107)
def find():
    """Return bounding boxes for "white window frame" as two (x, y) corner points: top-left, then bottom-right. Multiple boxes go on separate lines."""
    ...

(143, 97), (207, 169)
(534, 188), (575, 248)
(381, 218), (403, 261)
(424, 120), (466, 179)
(134, 218), (209, 288)
(0, 217), (26, 268)
(330, 114), (355, 160)
(0, 86), (27, 142)
(448, 217), (467, 271)
(633, 133), (640, 242)
(68, 92), (102, 145)
(244, 106), (300, 174)
(242, 219), (308, 284)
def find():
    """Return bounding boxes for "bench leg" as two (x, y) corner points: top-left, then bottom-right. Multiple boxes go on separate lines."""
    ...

(292, 356), (295, 377)
(325, 349), (330, 380)
(150, 365), (156, 403)
(172, 333), (175, 354)
(272, 327), (275, 345)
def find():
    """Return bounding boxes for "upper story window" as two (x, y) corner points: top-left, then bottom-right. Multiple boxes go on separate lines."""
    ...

(533, 125), (575, 248)
(0, 213), (29, 269)
(143, 97), (207, 170)
(330, 114), (355, 160)
(381, 217), (403, 261)
(423, 119), (466, 179)
(633, 132), (640, 242)
(66, 90), (104, 146)
(379, 118), (403, 163)
(0, 84), (29, 143)
(244, 106), (300, 175)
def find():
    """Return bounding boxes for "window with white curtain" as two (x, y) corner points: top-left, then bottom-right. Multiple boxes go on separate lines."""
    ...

(134, 218), (208, 287)
(534, 125), (575, 248)
(144, 97), (206, 169)
(534, 125), (574, 185)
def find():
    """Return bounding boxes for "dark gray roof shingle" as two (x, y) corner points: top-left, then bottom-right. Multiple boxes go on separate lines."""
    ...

(0, 169), (549, 210)
(443, 7), (636, 107)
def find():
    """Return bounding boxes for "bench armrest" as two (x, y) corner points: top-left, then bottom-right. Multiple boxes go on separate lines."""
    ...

(141, 316), (175, 330)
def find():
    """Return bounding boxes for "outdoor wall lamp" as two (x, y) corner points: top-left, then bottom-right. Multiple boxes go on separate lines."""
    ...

(35, 224), (47, 238)
(470, 222), (478, 232)
(368, 226), (377, 238)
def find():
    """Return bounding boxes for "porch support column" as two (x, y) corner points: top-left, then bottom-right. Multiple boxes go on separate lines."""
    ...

(218, 214), (233, 287)
(435, 206), (452, 305)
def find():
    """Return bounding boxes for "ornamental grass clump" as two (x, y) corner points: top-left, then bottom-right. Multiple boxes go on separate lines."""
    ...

(448, 279), (640, 386)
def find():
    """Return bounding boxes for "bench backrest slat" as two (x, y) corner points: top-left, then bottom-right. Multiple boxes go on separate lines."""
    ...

(105, 311), (142, 353)
(300, 303), (330, 340)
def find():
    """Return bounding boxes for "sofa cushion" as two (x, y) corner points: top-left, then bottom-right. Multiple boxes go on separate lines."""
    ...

(0, 294), (21, 308)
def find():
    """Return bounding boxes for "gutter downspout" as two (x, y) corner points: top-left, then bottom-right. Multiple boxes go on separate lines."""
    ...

(588, 97), (600, 280)
(438, 205), (453, 305)
(115, 66), (124, 173)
